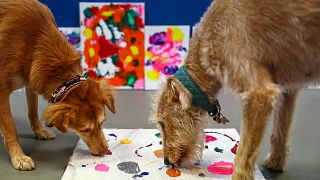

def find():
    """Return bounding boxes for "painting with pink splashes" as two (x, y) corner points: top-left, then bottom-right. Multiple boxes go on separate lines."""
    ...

(61, 129), (264, 180)
(144, 26), (190, 90)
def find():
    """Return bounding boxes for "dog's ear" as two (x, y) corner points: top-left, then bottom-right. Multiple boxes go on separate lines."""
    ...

(42, 102), (77, 133)
(166, 77), (192, 110)
(99, 80), (116, 114)
(77, 81), (90, 100)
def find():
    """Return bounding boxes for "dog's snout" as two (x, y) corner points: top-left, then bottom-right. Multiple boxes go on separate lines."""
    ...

(164, 157), (170, 165)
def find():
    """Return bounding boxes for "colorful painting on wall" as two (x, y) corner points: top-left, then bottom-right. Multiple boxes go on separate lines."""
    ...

(79, 3), (145, 89)
(61, 129), (265, 180)
(59, 27), (81, 50)
(144, 26), (190, 90)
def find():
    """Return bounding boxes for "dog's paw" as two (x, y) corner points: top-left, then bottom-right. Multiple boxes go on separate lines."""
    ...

(35, 129), (55, 140)
(263, 153), (286, 172)
(11, 154), (35, 171)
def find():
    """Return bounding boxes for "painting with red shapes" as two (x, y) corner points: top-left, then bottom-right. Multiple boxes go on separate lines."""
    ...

(79, 3), (145, 89)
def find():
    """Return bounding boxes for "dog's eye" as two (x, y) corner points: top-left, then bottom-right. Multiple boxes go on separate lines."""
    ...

(80, 129), (91, 133)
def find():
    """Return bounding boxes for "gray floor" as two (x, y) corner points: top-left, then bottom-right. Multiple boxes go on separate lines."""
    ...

(0, 90), (319, 180)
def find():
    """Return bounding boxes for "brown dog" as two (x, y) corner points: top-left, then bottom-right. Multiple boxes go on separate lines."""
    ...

(0, 0), (115, 170)
(152, 0), (320, 179)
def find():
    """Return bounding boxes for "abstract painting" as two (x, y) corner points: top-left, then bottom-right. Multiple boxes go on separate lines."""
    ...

(59, 27), (81, 50)
(144, 26), (190, 90)
(61, 129), (265, 180)
(79, 3), (145, 89)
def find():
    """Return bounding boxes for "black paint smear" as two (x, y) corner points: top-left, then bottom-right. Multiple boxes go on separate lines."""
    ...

(135, 143), (153, 157)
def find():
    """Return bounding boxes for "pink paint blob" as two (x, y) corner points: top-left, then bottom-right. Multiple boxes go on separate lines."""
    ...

(95, 164), (110, 172)
(207, 161), (233, 175)
(205, 135), (217, 143)
(134, 79), (144, 89)
(101, 149), (112, 155)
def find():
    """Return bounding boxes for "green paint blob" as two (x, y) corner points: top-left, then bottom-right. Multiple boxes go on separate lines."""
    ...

(214, 147), (224, 153)
(101, 59), (107, 64)
(83, 72), (89, 78)
(155, 133), (161, 138)
(84, 8), (94, 18)
(121, 10), (138, 29)
(127, 75), (137, 87)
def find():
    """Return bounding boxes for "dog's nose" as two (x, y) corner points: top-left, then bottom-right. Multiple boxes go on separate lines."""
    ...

(164, 157), (170, 165)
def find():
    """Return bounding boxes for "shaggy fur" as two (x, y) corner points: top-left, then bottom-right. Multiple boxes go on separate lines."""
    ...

(0, 0), (115, 171)
(152, 0), (320, 179)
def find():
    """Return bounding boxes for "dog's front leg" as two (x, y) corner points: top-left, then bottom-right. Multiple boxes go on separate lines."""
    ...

(0, 91), (35, 170)
(233, 84), (280, 180)
(26, 87), (55, 140)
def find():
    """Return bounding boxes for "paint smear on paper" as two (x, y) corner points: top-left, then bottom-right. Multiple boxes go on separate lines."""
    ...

(205, 131), (239, 155)
(205, 135), (217, 143)
(207, 161), (234, 175)
(120, 139), (132, 144)
(166, 168), (181, 177)
(144, 160), (158, 167)
(95, 163), (110, 172)
(155, 132), (161, 138)
(101, 149), (112, 155)
(214, 147), (224, 153)
(132, 172), (149, 179)
(108, 133), (117, 140)
(153, 149), (163, 158)
(135, 143), (153, 157)
(231, 143), (238, 155)
(117, 161), (140, 174)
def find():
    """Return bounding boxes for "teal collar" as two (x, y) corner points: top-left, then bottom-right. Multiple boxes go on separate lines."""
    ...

(174, 65), (221, 119)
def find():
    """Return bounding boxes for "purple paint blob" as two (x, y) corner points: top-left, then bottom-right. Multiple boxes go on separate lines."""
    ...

(108, 133), (117, 140)
(95, 163), (110, 172)
(132, 172), (149, 179)
(205, 135), (217, 143)
(149, 32), (166, 45)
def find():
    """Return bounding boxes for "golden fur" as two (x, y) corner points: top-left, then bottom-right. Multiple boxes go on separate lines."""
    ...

(152, 0), (320, 179)
(0, 0), (115, 170)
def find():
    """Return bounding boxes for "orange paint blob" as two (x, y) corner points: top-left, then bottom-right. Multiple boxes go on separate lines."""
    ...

(166, 168), (181, 177)
(153, 149), (163, 158)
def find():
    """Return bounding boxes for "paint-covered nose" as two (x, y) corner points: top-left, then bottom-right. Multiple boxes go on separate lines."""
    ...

(164, 157), (170, 165)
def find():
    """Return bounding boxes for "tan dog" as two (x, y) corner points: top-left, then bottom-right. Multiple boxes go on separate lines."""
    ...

(152, 0), (320, 179)
(0, 0), (115, 171)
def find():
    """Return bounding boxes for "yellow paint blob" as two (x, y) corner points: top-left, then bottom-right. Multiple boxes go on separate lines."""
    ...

(89, 48), (95, 58)
(145, 51), (153, 59)
(84, 28), (92, 39)
(125, 56), (133, 63)
(146, 70), (160, 81)
(172, 27), (184, 42)
(130, 46), (139, 55)
(120, 139), (132, 144)
(101, 11), (114, 17)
